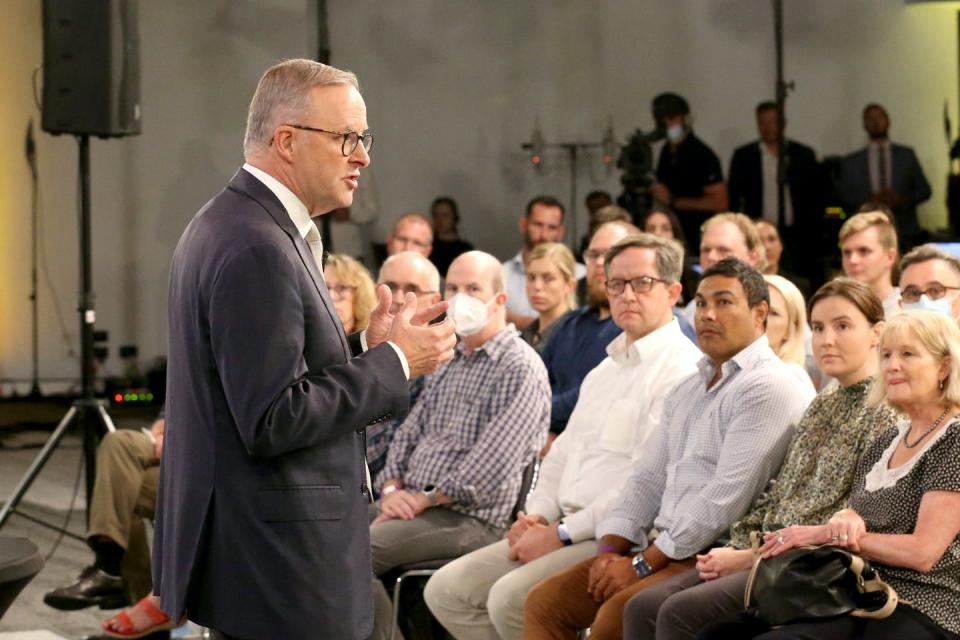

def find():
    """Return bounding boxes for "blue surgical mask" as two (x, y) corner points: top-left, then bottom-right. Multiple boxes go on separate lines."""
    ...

(666, 124), (685, 143)
(902, 295), (954, 318)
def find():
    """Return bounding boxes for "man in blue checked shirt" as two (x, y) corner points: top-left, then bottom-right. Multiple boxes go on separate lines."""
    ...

(369, 250), (551, 640)
(523, 257), (815, 639)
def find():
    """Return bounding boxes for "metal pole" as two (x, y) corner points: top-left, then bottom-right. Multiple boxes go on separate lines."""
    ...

(569, 144), (578, 254)
(773, 0), (787, 227)
(28, 121), (41, 398)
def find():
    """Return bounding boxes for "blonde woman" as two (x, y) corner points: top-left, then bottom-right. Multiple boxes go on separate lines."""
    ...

(764, 274), (814, 393)
(522, 242), (578, 354)
(323, 254), (376, 333)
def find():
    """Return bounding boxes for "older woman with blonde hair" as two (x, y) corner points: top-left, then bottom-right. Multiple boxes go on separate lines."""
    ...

(323, 254), (376, 334)
(700, 310), (960, 640)
(522, 242), (578, 354)
(764, 274), (814, 393)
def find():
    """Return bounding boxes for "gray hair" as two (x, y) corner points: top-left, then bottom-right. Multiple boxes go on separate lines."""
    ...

(603, 233), (685, 283)
(243, 59), (359, 155)
(900, 244), (960, 279)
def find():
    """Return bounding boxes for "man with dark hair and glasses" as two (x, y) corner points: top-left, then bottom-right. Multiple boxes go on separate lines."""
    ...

(899, 244), (960, 322)
(523, 257), (814, 639)
(425, 233), (701, 640)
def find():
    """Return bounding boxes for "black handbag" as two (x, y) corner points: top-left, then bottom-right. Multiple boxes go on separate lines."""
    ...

(743, 532), (898, 626)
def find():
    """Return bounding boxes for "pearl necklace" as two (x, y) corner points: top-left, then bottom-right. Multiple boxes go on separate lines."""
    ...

(903, 407), (950, 449)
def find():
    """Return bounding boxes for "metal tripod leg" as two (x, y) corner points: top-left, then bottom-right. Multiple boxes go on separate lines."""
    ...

(0, 406), (78, 528)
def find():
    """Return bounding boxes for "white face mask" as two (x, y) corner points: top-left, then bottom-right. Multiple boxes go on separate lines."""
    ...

(902, 295), (954, 318)
(666, 124), (685, 143)
(447, 293), (494, 336)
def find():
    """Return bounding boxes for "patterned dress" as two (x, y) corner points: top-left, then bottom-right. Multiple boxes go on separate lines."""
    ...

(849, 417), (960, 635)
(728, 378), (898, 549)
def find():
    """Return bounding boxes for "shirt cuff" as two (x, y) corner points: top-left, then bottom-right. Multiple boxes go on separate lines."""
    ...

(596, 516), (648, 548)
(561, 509), (596, 543)
(360, 330), (410, 380)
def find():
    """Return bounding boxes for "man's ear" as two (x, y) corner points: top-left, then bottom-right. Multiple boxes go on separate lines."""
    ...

(518, 218), (528, 236)
(666, 281), (683, 307)
(754, 300), (770, 328)
(273, 127), (295, 162)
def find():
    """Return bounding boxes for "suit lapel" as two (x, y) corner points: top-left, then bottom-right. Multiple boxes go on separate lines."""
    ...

(227, 169), (350, 359)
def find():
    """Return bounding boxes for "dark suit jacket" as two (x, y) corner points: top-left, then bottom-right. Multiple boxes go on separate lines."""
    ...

(727, 139), (822, 234)
(154, 168), (409, 639)
(836, 143), (931, 245)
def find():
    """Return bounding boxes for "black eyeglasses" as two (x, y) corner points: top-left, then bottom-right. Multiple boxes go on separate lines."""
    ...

(901, 283), (960, 303)
(605, 275), (668, 296)
(285, 124), (374, 156)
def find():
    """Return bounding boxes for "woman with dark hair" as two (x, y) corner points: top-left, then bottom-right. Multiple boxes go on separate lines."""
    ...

(622, 278), (899, 640)
(429, 196), (473, 275)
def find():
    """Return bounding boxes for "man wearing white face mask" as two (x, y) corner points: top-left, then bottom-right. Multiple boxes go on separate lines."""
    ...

(648, 92), (728, 250)
(899, 244), (960, 322)
(369, 251), (551, 640)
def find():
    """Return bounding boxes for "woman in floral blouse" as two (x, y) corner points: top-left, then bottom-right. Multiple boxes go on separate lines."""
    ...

(622, 278), (898, 639)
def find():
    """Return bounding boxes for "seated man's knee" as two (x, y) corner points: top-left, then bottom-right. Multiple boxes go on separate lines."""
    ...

(487, 575), (523, 630)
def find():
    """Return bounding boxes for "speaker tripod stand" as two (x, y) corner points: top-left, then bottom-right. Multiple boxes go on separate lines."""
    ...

(0, 135), (116, 540)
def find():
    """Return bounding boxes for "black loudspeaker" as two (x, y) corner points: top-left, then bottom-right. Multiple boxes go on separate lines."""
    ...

(41, 0), (141, 138)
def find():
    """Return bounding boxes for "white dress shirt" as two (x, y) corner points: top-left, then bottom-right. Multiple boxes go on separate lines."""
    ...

(523, 319), (702, 542)
(760, 143), (793, 227)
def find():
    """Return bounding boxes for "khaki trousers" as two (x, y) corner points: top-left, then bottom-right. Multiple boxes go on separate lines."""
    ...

(87, 429), (159, 600)
(522, 556), (697, 640)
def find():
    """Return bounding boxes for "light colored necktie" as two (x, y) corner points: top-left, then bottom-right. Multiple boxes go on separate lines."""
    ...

(305, 221), (325, 279)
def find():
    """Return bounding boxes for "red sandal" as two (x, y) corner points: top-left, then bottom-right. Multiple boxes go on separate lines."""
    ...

(101, 595), (184, 639)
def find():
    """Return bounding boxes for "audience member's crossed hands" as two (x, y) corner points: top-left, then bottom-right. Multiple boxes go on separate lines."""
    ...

(506, 511), (562, 564)
(695, 546), (753, 581)
(372, 489), (429, 525)
(587, 552), (637, 603)
(761, 509), (867, 558)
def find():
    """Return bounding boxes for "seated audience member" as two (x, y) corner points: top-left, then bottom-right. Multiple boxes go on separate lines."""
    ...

(386, 212), (434, 258)
(504, 195), (585, 328)
(680, 212), (766, 326)
(43, 410), (185, 637)
(429, 196), (473, 275)
(756, 219), (810, 296)
(542, 221), (635, 436)
(899, 244), (960, 323)
(522, 258), (814, 639)
(728, 101), (823, 283)
(622, 278), (897, 640)
(577, 191), (616, 257)
(648, 92), (728, 249)
(643, 207), (699, 306)
(521, 242), (579, 354)
(366, 251), (442, 485)
(576, 206), (634, 301)
(369, 251), (551, 639)
(836, 103), (932, 252)
(323, 253), (376, 334)
(764, 274), (815, 393)
(424, 233), (702, 640)
(840, 209), (900, 318)
(700, 310), (960, 640)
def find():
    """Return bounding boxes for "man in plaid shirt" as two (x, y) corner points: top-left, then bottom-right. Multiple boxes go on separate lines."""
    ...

(369, 250), (551, 640)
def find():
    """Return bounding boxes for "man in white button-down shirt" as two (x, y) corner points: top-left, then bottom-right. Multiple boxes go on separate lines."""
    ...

(424, 233), (701, 640)
(523, 257), (814, 640)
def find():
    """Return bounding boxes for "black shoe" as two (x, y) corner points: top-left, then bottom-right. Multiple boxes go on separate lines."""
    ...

(43, 565), (129, 611)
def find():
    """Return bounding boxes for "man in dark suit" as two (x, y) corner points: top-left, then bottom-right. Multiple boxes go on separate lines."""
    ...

(836, 103), (932, 252)
(728, 101), (823, 284)
(154, 59), (457, 640)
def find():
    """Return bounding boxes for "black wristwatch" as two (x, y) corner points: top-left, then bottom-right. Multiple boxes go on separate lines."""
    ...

(632, 553), (653, 578)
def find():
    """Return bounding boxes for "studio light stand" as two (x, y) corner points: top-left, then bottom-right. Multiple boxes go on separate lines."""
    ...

(0, 134), (117, 539)
(522, 121), (619, 252)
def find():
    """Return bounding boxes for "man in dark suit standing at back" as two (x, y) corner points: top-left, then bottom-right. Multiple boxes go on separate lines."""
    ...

(728, 101), (823, 284)
(154, 59), (457, 640)
(836, 103), (931, 252)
